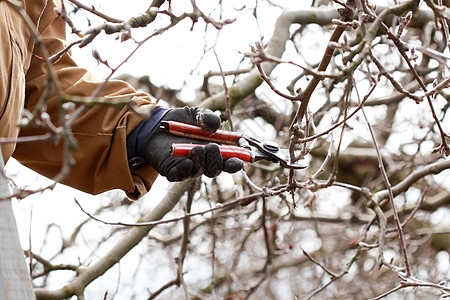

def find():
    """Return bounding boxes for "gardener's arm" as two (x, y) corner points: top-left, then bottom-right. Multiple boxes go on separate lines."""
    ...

(13, 0), (159, 199)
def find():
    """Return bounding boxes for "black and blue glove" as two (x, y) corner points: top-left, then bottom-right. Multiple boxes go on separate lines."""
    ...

(129, 107), (243, 181)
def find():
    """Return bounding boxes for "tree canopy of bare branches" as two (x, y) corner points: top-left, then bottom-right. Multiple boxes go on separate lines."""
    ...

(1, 0), (450, 299)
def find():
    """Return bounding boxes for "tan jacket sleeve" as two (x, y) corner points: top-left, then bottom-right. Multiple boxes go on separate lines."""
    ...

(13, 0), (158, 199)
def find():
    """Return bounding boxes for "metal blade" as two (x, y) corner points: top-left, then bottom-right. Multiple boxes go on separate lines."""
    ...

(253, 149), (307, 169)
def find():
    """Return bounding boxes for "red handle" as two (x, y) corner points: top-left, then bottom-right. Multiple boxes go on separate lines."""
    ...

(161, 121), (243, 145)
(171, 143), (253, 162)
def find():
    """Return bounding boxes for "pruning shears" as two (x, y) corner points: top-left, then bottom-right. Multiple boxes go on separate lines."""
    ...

(160, 121), (306, 169)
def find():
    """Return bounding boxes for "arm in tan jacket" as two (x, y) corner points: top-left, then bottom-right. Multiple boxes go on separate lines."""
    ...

(11, 0), (158, 199)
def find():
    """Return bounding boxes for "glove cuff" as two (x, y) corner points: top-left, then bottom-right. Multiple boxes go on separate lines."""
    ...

(126, 107), (169, 165)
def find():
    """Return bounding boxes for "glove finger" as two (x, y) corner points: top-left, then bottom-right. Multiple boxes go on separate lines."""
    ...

(163, 158), (195, 182)
(204, 143), (223, 178)
(188, 145), (205, 177)
(197, 109), (220, 133)
(161, 107), (220, 132)
(223, 157), (244, 174)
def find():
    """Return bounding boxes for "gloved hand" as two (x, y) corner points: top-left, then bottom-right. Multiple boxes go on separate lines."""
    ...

(143, 107), (243, 181)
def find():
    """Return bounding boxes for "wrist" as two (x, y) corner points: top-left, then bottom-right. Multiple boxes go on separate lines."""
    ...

(126, 107), (169, 164)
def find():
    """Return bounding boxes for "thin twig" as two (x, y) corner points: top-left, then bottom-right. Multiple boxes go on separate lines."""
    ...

(357, 82), (412, 277)
(67, 0), (125, 23)
(73, 184), (292, 227)
(213, 48), (233, 131)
